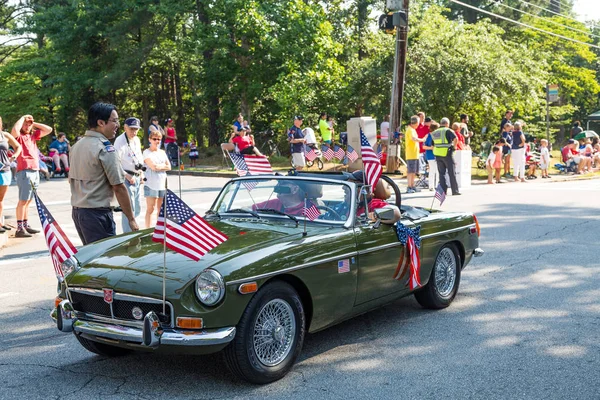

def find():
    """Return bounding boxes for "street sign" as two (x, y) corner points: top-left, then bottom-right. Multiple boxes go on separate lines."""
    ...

(379, 14), (395, 34)
(548, 84), (559, 103)
(387, 0), (403, 10)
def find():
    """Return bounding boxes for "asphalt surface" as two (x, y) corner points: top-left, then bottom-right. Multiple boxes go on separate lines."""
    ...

(0, 175), (599, 400)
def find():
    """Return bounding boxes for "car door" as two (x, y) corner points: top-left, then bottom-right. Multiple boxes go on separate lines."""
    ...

(354, 215), (416, 305)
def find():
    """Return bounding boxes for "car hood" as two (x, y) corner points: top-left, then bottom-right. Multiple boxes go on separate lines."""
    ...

(67, 218), (331, 298)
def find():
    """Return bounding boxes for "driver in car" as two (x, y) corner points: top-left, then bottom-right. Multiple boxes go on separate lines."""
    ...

(253, 181), (319, 217)
(353, 171), (401, 224)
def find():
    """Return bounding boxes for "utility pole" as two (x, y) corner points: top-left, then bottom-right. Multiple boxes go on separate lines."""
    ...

(385, 0), (409, 173)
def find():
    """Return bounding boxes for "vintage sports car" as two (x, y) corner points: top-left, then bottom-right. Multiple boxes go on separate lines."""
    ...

(51, 172), (483, 384)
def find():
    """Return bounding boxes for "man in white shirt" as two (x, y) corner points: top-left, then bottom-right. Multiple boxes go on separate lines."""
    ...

(114, 117), (144, 233)
(380, 115), (390, 143)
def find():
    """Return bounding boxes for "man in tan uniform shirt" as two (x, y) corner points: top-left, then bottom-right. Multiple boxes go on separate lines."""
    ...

(69, 102), (139, 245)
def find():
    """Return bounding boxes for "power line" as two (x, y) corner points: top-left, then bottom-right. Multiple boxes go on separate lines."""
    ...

(493, 0), (600, 39)
(448, 0), (600, 50)
(548, 0), (576, 14)
(513, 0), (588, 26)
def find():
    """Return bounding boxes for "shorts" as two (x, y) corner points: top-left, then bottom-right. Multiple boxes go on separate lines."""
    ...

(573, 155), (581, 164)
(0, 170), (11, 186)
(240, 146), (255, 155)
(292, 152), (306, 167)
(16, 169), (39, 201)
(539, 163), (548, 170)
(144, 185), (166, 199)
(407, 159), (419, 174)
(323, 140), (332, 145)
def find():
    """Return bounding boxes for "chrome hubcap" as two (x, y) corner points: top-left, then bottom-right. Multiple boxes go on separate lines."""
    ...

(434, 247), (457, 297)
(253, 299), (296, 367)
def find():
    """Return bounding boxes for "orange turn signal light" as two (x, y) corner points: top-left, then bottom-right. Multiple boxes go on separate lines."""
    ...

(473, 215), (481, 237)
(176, 317), (203, 329)
(54, 297), (63, 308)
(238, 282), (258, 294)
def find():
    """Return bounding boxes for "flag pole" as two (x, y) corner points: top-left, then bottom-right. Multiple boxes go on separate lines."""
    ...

(177, 147), (182, 198)
(162, 179), (168, 316)
(303, 195), (308, 237)
(429, 190), (436, 210)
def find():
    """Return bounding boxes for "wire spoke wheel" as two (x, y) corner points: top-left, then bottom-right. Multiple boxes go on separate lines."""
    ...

(252, 299), (296, 367)
(434, 247), (457, 297)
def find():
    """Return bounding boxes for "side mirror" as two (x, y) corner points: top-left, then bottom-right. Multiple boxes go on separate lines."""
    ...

(374, 206), (401, 225)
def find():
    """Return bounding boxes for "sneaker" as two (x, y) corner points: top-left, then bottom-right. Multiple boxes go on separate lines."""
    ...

(413, 187), (421, 192)
(15, 229), (32, 238)
(0, 226), (5, 233)
(2, 225), (11, 231)
(452, 191), (461, 196)
(25, 227), (40, 234)
(406, 188), (415, 194)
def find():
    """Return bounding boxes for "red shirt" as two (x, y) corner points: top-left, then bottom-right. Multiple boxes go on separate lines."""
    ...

(561, 146), (577, 162)
(455, 130), (465, 150)
(16, 130), (41, 171)
(357, 198), (389, 216)
(232, 135), (253, 151)
(416, 124), (429, 153)
(164, 127), (176, 144)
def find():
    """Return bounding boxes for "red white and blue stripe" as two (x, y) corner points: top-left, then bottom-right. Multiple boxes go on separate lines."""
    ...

(360, 129), (382, 190)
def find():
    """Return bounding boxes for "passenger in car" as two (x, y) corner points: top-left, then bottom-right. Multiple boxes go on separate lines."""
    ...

(353, 171), (401, 224)
(253, 181), (319, 217)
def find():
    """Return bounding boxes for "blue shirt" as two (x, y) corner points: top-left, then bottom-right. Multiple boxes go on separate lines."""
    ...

(424, 134), (435, 161)
(511, 131), (524, 150)
(288, 126), (304, 153)
(233, 121), (243, 133)
(49, 139), (68, 154)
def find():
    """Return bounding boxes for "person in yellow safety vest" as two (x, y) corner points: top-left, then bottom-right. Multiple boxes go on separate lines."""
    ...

(432, 117), (461, 196)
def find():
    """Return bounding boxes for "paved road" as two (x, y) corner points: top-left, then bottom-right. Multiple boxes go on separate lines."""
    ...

(1, 176), (599, 399)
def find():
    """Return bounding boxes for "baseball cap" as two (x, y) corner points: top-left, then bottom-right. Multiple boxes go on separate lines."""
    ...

(567, 139), (576, 144)
(124, 117), (141, 129)
(294, 115), (304, 121)
(424, 117), (432, 123)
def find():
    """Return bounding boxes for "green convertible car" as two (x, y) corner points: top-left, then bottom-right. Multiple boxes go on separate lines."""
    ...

(51, 172), (483, 384)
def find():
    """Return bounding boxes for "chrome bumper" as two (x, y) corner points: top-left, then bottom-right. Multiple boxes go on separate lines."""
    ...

(473, 248), (484, 257)
(51, 300), (235, 347)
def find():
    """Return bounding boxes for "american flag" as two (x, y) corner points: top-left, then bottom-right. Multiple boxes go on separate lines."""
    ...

(243, 154), (272, 174)
(333, 145), (345, 160)
(305, 146), (318, 162)
(338, 259), (350, 274)
(346, 145), (358, 163)
(303, 200), (320, 221)
(321, 144), (334, 161)
(229, 153), (250, 177)
(34, 193), (78, 281)
(360, 129), (383, 190)
(152, 190), (228, 261)
(394, 223), (422, 290)
(377, 143), (383, 159)
(435, 184), (446, 206)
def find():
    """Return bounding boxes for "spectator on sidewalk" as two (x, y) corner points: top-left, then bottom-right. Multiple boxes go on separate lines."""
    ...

(405, 115), (426, 193)
(143, 129), (171, 228)
(380, 115), (390, 144)
(289, 116), (306, 170)
(486, 146), (501, 184)
(189, 140), (199, 167)
(11, 115), (53, 238)
(570, 121), (583, 139)
(460, 114), (472, 149)
(501, 123), (513, 177)
(432, 118), (460, 196)
(423, 121), (439, 191)
(0, 116), (22, 233)
(114, 117), (144, 233)
(561, 138), (591, 174)
(416, 112), (431, 173)
(539, 139), (550, 178)
(499, 110), (513, 134)
(511, 122), (527, 182)
(48, 132), (70, 173)
(452, 122), (466, 150)
(319, 112), (333, 146)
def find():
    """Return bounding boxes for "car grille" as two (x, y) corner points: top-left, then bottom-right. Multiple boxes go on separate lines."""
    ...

(69, 289), (172, 326)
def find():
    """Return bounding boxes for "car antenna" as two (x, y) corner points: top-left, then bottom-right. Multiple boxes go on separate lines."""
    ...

(302, 194), (308, 237)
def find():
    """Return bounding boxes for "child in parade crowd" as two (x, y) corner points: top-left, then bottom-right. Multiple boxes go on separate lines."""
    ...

(189, 140), (198, 167)
(486, 146), (502, 184)
(539, 139), (550, 178)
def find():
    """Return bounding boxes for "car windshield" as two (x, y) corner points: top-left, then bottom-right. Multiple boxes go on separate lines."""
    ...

(212, 178), (353, 224)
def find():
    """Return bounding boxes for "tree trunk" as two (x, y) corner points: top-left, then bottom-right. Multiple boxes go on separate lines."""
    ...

(174, 62), (185, 144)
(197, 0), (221, 146)
(142, 93), (150, 147)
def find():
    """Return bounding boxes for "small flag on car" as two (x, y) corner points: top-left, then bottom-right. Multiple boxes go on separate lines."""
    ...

(34, 192), (78, 281)
(321, 144), (334, 161)
(338, 259), (350, 274)
(152, 190), (228, 261)
(303, 200), (320, 221)
(376, 143), (383, 159)
(435, 184), (446, 206)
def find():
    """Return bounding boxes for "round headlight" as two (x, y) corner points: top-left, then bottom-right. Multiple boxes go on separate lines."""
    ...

(60, 256), (79, 278)
(195, 269), (225, 306)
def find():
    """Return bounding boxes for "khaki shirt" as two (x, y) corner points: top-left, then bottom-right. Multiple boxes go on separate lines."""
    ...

(69, 130), (125, 208)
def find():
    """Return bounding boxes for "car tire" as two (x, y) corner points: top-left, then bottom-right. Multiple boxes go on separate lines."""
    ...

(224, 281), (306, 384)
(74, 334), (132, 357)
(414, 244), (461, 309)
